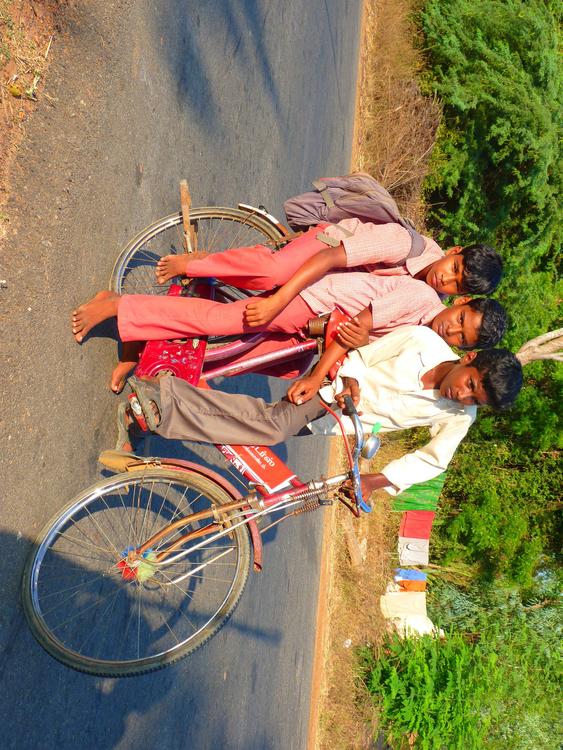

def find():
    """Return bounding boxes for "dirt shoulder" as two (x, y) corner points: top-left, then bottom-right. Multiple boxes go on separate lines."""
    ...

(0, 0), (68, 242)
(310, 439), (402, 750)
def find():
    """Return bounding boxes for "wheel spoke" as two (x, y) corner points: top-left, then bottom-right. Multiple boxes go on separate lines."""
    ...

(38, 570), (119, 603)
(55, 528), (118, 564)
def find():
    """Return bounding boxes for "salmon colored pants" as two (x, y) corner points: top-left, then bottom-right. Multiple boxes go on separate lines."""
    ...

(118, 224), (331, 342)
(118, 291), (316, 342)
(182, 223), (330, 289)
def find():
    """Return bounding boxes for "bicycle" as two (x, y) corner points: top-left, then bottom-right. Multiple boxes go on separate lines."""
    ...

(23, 185), (375, 676)
(22, 396), (379, 677)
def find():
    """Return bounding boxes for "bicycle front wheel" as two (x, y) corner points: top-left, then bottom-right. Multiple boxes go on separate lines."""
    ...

(22, 468), (251, 677)
(110, 206), (285, 296)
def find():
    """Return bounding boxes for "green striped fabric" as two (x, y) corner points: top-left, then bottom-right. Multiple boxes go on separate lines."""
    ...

(391, 473), (446, 512)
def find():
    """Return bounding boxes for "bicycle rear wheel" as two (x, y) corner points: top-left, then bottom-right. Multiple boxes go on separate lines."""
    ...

(110, 206), (285, 296)
(22, 468), (251, 677)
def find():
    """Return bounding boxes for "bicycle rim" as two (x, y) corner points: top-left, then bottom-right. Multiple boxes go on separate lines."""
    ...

(110, 206), (284, 296)
(22, 469), (251, 677)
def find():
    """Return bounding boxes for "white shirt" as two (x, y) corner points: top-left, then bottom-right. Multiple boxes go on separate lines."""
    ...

(312, 326), (477, 496)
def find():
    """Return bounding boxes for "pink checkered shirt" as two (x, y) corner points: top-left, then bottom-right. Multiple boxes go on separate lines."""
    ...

(300, 272), (446, 338)
(322, 219), (444, 276)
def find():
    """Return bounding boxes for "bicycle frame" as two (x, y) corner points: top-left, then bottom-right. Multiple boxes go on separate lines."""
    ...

(115, 393), (372, 587)
(135, 292), (322, 384)
(117, 471), (350, 586)
(23, 199), (381, 677)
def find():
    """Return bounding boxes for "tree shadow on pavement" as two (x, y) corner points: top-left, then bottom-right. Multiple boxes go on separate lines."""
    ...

(152, 0), (283, 136)
(1, 523), (284, 750)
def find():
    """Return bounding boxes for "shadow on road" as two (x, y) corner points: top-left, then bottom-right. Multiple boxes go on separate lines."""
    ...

(1, 519), (284, 750)
(152, 1), (283, 137)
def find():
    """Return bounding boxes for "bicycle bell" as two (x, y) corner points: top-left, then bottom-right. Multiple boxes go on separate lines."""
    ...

(361, 422), (382, 459)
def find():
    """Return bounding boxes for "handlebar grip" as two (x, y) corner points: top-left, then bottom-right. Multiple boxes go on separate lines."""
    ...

(342, 395), (357, 417)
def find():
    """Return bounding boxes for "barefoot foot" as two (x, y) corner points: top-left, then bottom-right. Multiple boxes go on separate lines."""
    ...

(72, 290), (120, 343)
(155, 251), (210, 284)
(111, 361), (138, 394)
(110, 341), (144, 393)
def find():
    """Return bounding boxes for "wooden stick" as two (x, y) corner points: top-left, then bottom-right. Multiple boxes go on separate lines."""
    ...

(179, 179), (197, 253)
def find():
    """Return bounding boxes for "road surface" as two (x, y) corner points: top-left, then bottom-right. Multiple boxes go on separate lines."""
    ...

(0, 2), (362, 747)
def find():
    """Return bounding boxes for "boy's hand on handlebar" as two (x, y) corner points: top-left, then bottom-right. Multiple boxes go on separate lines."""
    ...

(335, 377), (361, 411)
(342, 473), (389, 503)
(244, 297), (283, 327)
(287, 375), (323, 405)
(360, 473), (391, 498)
(336, 316), (370, 349)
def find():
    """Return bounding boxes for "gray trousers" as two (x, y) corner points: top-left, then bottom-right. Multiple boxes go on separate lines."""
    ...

(155, 376), (327, 445)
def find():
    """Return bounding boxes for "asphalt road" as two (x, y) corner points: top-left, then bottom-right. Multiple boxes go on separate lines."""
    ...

(0, 2), (361, 748)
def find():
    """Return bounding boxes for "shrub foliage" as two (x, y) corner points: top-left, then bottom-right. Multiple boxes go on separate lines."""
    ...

(363, 585), (561, 749)
(362, 3), (562, 746)
(416, 0), (562, 583)
(419, 0), (561, 270)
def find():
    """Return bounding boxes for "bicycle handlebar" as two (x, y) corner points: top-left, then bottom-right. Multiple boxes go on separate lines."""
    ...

(342, 396), (372, 514)
(342, 394), (356, 417)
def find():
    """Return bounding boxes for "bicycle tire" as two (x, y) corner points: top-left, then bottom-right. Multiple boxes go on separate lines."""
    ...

(22, 468), (251, 677)
(110, 206), (285, 296)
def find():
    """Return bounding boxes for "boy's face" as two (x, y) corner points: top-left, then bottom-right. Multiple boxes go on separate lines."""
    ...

(425, 247), (465, 295)
(430, 301), (483, 348)
(439, 352), (489, 406)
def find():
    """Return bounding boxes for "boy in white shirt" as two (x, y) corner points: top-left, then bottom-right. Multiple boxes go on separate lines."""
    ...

(121, 326), (522, 498)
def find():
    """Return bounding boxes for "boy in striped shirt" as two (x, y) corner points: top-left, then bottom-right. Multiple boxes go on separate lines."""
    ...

(71, 222), (505, 390)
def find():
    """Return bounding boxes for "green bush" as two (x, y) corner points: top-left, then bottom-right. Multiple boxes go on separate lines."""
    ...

(362, 633), (499, 749)
(419, 0), (561, 351)
(436, 440), (562, 585)
(365, 6), (563, 744)
(419, 0), (561, 267)
(363, 590), (562, 749)
(415, 0), (562, 585)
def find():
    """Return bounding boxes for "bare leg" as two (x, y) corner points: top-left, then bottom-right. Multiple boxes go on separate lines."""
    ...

(72, 290), (121, 342)
(110, 340), (144, 393)
(156, 251), (210, 284)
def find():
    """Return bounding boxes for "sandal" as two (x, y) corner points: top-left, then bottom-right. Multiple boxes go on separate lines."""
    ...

(126, 376), (162, 432)
(115, 401), (147, 450)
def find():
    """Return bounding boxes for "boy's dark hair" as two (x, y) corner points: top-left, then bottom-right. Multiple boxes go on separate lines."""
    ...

(467, 298), (507, 349)
(473, 348), (523, 410)
(461, 244), (503, 295)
